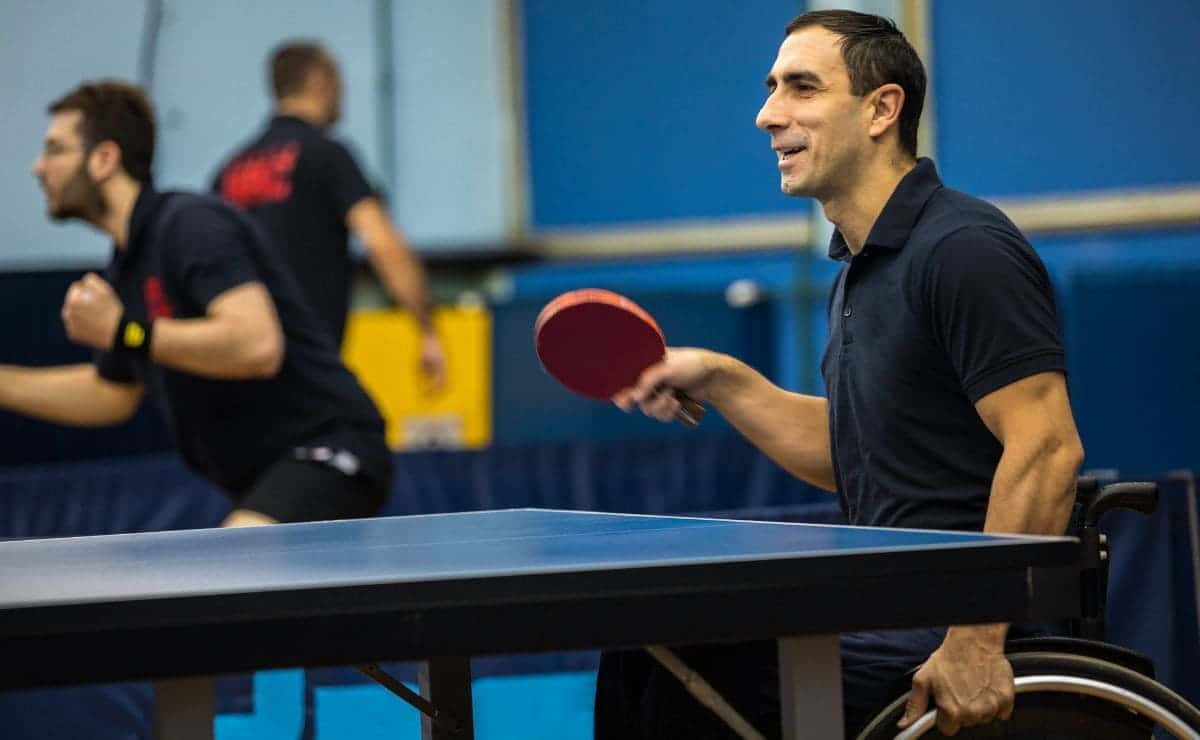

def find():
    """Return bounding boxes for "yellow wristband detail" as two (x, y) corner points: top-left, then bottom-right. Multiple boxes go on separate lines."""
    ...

(123, 321), (146, 349)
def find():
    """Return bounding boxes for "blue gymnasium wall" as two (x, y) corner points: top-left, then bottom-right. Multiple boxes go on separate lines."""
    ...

(933, 0), (1200, 196)
(522, 0), (807, 226)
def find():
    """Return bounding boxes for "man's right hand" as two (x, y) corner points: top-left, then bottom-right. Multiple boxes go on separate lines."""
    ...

(612, 347), (724, 422)
(61, 273), (123, 351)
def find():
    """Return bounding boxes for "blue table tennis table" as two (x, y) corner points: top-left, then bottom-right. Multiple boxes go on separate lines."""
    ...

(0, 508), (1080, 739)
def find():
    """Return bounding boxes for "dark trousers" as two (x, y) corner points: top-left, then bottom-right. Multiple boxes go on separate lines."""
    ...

(595, 625), (1051, 739)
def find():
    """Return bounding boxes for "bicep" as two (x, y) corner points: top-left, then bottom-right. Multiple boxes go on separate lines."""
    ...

(974, 371), (1076, 446)
(205, 282), (280, 330)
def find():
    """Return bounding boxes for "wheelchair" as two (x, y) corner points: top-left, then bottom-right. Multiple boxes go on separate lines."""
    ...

(856, 477), (1200, 738)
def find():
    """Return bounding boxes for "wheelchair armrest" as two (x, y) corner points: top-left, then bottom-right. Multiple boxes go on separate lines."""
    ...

(1084, 482), (1158, 526)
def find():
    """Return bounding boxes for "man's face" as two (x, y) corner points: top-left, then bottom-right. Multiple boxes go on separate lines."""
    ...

(32, 110), (106, 222)
(756, 27), (872, 200)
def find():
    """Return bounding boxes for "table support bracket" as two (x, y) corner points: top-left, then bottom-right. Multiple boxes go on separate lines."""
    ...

(356, 662), (463, 735)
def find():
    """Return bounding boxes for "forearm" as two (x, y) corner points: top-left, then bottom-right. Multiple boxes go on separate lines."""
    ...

(983, 435), (1082, 537)
(150, 316), (282, 380)
(706, 356), (837, 491)
(365, 235), (433, 331)
(955, 426), (1084, 646)
(0, 363), (141, 426)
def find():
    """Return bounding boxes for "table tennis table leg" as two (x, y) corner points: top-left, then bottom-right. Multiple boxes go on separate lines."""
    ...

(419, 656), (475, 740)
(153, 676), (215, 740)
(779, 634), (843, 740)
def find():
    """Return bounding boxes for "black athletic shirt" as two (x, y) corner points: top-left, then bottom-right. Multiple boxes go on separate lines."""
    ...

(96, 188), (389, 494)
(212, 116), (374, 345)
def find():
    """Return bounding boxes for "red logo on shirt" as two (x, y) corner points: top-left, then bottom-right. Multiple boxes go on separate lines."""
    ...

(144, 276), (173, 320)
(219, 141), (300, 208)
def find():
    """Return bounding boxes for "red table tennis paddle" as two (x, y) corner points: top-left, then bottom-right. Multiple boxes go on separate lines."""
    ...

(534, 288), (705, 427)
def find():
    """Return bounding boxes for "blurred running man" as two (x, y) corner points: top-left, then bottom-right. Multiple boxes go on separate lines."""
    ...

(213, 41), (445, 388)
(11, 80), (394, 527)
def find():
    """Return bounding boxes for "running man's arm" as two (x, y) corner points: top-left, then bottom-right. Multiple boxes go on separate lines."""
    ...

(0, 363), (143, 426)
(148, 281), (285, 379)
(347, 197), (446, 388)
(63, 272), (284, 381)
(348, 197), (433, 330)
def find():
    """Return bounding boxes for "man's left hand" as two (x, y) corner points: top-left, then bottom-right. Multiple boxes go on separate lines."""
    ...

(61, 272), (124, 351)
(897, 624), (1014, 735)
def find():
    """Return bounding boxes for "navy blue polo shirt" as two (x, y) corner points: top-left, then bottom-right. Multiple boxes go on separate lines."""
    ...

(821, 158), (1065, 531)
(96, 188), (389, 495)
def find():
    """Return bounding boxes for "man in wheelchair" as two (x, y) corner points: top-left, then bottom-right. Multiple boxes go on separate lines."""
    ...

(603, 8), (1200, 739)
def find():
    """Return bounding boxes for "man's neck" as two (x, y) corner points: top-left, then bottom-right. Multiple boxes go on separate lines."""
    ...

(275, 98), (326, 130)
(101, 178), (143, 249)
(821, 154), (916, 255)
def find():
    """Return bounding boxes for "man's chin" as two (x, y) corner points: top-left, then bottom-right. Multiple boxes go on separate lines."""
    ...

(781, 179), (813, 198)
(47, 204), (86, 223)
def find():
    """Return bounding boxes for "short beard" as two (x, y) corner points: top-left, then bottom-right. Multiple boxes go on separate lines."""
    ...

(49, 162), (107, 223)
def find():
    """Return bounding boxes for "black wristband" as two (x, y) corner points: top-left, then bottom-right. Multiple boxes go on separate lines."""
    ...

(113, 315), (153, 357)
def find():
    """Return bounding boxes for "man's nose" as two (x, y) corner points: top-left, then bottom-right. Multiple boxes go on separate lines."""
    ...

(756, 97), (784, 132)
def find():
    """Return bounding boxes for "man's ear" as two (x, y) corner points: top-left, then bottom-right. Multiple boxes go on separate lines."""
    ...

(867, 83), (906, 140)
(86, 140), (123, 181)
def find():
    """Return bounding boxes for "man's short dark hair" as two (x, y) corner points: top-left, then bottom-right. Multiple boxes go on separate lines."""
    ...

(270, 41), (333, 99)
(48, 81), (156, 184)
(786, 10), (926, 158)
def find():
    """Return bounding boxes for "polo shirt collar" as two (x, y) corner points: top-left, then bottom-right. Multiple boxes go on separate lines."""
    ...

(117, 185), (165, 263)
(827, 157), (943, 262)
(272, 114), (317, 132)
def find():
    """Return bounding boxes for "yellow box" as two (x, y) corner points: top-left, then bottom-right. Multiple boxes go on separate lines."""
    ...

(341, 306), (491, 450)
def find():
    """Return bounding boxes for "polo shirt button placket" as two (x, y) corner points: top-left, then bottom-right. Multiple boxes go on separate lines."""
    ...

(841, 297), (854, 345)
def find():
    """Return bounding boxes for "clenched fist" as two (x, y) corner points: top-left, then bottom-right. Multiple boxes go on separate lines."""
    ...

(61, 272), (123, 350)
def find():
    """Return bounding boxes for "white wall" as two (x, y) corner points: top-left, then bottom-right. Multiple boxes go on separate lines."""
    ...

(150, 0), (382, 191)
(0, 0), (517, 270)
(0, 2), (146, 270)
(390, 0), (523, 248)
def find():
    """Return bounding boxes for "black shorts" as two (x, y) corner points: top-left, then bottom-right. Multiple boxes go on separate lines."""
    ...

(237, 456), (389, 523)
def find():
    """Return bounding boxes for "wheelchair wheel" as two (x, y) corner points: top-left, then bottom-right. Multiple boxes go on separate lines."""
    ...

(855, 651), (1200, 739)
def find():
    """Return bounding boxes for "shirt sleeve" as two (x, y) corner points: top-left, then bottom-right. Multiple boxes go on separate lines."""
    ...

(925, 225), (1066, 402)
(323, 140), (376, 218)
(163, 203), (261, 309)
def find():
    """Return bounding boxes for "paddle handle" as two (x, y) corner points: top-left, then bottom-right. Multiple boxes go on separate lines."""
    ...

(673, 391), (706, 427)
